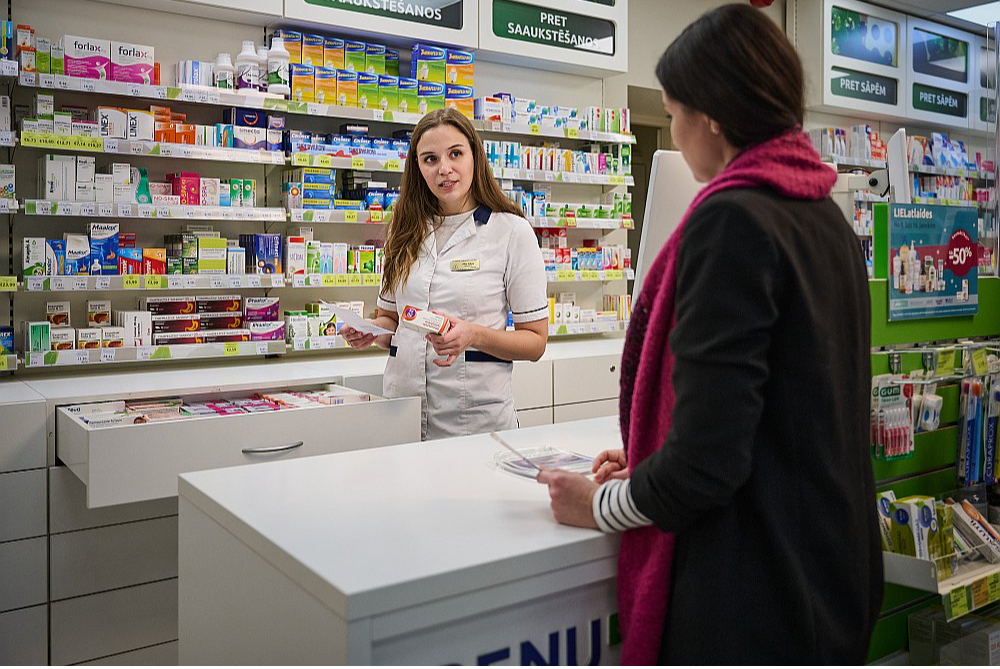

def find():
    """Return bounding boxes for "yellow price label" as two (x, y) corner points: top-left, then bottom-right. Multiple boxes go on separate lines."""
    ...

(292, 153), (311, 166)
(122, 275), (141, 290)
(0, 276), (16, 291)
(556, 269), (577, 281)
(606, 270), (624, 280)
(344, 211), (358, 223)
(608, 175), (626, 185)
(386, 159), (401, 171)
(988, 573), (1000, 603)
(335, 274), (349, 286)
(315, 155), (333, 168)
(351, 156), (366, 169)
(348, 274), (363, 286)
(144, 275), (166, 290)
(369, 210), (384, 222)
(972, 578), (992, 609)
(937, 349), (956, 375)
(529, 124), (541, 135)
(363, 274), (380, 286)
(581, 270), (599, 281)
(73, 137), (105, 152)
(973, 348), (990, 376)
(565, 128), (579, 139)
(948, 587), (970, 619)
(0, 356), (8, 371)
(321, 274), (337, 287)
(223, 342), (239, 356)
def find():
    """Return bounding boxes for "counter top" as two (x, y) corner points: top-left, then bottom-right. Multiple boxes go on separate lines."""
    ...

(0, 377), (45, 404)
(179, 416), (622, 622)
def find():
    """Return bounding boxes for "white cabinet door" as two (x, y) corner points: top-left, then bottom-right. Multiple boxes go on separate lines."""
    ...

(0, 537), (47, 611)
(553, 355), (621, 405)
(517, 407), (553, 428)
(554, 399), (619, 424)
(512, 360), (553, 410)
(0, 397), (46, 473)
(0, 470), (46, 542)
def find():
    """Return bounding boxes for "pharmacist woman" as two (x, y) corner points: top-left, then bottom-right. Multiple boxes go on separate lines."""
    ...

(537, 5), (882, 665)
(341, 108), (549, 440)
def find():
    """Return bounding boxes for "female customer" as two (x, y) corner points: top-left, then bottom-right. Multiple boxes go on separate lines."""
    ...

(342, 108), (549, 440)
(538, 4), (882, 664)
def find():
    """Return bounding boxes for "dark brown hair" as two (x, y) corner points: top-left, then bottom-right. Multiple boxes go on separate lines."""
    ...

(382, 108), (523, 293)
(655, 3), (803, 148)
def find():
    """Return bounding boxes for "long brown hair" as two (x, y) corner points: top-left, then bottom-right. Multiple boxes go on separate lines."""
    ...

(655, 4), (803, 149)
(381, 108), (523, 294)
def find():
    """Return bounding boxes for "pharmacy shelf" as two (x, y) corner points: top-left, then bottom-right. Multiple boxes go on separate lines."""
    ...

(0, 354), (15, 372)
(912, 197), (985, 208)
(23, 274), (285, 292)
(549, 320), (628, 337)
(472, 120), (635, 145)
(22, 340), (284, 368)
(24, 200), (285, 221)
(883, 551), (1000, 621)
(528, 216), (633, 230)
(291, 153), (403, 172)
(289, 209), (390, 224)
(19, 132), (285, 165)
(497, 167), (634, 186)
(824, 155), (995, 180)
(545, 269), (634, 282)
(289, 336), (349, 351)
(287, 273), (382, 288)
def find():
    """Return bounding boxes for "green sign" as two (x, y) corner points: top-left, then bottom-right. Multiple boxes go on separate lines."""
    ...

(982, 97), (996, 123)
(303, 0), (463, 29)
(830, 66), (897, 105)
(493, 0), (615, 55)
(913, 83), (967, 118)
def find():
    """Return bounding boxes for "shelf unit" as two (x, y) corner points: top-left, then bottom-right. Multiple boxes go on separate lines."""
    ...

(22, 340), (285, 368)
(527, 216), (633, 230)
(23, 200), (285, 221)
(19, 132), (286, 165)
(883, 552), (1000, 621)
(545, 269), (634, 282)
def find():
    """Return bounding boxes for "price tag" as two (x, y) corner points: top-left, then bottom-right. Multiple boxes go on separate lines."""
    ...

(26, 277), (45, 291)
(26, 353), (41, 368)
(581, 270), (599, 281)
(117, 204), (134, 217)
(229, 276), (242, 288)
(316, 154), (333, 168)
(196, 90), (210, 104)
(948, 588), (970, 619)
(130, 142), (145, 156)
(51, 277), (70, 291)
(220, 342), (238, 356)
(556, 269), (577, 281)
(292, 153), (311, 166)
(167, 276), (182, 289)
(608, 175), (626, 185)
(93, 277), (110, 290)
(344, 211), (358, 223)
(37, 201), (52, 216)
(973, 348), (990, 376)
(75, 351), (90, 365)
(155, 87), (168, 100)
(183, 277), (197, 289)
(363, 274), (380, 286)
(144, 276), (166, 290)
(525, 170), (536, 180)
(122, 275), (141, 290)
(72, 277), (87, 291)
(321, 274), (337, 287)
(972, 578), (992, 609)
(369, 210), (384, 222)
(82, 79), (97, 92)
(529, 124), (541, 135)
(606, 270), (624, 281)
(348, 274), (363, 286)
(138, 204), (153, 217)
(335, 274), (349, 286)
(490, 122), (502, 132)
(371, 109), (384, 122)
(154, 206), (170, 219)
(79, 203), (97, 217)
(256, 343), (270, 356)
(99, 204), (114, 217)
(56, 75), (71, 90)
(308, 273), (321, 286)
(39, 74), (54, 88)
(565, 128), (580, 139)
(351, 156), (366, 170)
(101, 349), (116, 363)
(210, 276), (225, 289)
(0, 356), (11, 372)
(207, 90), (221, 104)
(247, 275), (262, 288)
(293, 275), (306, 287)
(137, 347), (154, 361)
(937, 349), (956, 375)
(385, 158), (401, 172)
(0, 276), (16, 291)
(126, 84), (142, 97)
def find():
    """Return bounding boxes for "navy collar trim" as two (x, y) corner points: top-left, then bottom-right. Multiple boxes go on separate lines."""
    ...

(473, 204), (492, 224)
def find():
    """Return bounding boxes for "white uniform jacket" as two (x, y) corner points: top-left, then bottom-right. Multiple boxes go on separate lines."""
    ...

(377, 205), (549, 440)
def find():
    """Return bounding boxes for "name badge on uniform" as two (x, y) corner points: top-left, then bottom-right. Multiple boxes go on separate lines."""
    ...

(451, 259), (480, 272)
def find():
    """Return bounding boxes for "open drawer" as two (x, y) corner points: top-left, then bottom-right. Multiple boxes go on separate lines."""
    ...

(57, 387), (421, 508)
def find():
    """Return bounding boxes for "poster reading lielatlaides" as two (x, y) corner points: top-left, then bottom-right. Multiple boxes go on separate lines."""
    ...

(888, 204), (978, 321)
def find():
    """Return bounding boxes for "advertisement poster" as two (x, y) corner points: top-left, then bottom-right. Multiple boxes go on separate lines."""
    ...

(888, 204), (979, 320)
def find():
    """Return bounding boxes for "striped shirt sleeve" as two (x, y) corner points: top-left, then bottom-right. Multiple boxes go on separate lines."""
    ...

(592, 478), (654, 533)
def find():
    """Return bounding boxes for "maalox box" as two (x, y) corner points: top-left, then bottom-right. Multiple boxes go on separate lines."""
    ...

(63, 35), (111, 80)
(111, 41), (154, 84)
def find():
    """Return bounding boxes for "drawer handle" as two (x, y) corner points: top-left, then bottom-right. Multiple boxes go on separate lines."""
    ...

(610, 365), (617, 373)
(242, 441), (304, 455)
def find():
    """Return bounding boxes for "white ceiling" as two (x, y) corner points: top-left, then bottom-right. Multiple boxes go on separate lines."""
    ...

(870, 0), (998, 34)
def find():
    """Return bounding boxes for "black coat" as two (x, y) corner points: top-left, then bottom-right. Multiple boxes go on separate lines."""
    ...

(630, 188), (882, 664)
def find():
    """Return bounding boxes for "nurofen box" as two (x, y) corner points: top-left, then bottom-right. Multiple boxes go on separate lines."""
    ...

(142, 247), (167, 274)
(411, 44), (445, 83)
(244, 297), (280, 322)
(446, 49), (474, 86)
(118, 247), (142, 274)
(23, 237), (45, 276)
(417, 81), (445, 114)
(314, 67), (337, 104)
(111, 41), (154, 84)
(344, 40), (366, 72)
(323, 37), (344, 70)
(290, 63), (315, 103)
(87, 300), (111, 327)
(63, 35), (111, 80)
(400, 304), (449, 335)
(397, 77), (418, 114)
(378, 75), (398, 112)
(302, 33), (324, 68)
(365, 43), (385, 75)
(357, 72), (379, 110)
(337, 69), (358, 108)
(445, 84), (474, 118)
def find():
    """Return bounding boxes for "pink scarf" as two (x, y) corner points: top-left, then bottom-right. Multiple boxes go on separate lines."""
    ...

(616, 130), (836, 664)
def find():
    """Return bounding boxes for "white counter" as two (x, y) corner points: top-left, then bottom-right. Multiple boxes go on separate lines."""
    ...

(178, 416), (624, 665)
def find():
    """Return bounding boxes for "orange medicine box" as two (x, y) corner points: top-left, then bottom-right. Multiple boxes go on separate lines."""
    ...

(400, 304), (450, 335)
(143, 248), (166, 274)
(314, 67), (337, 105)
